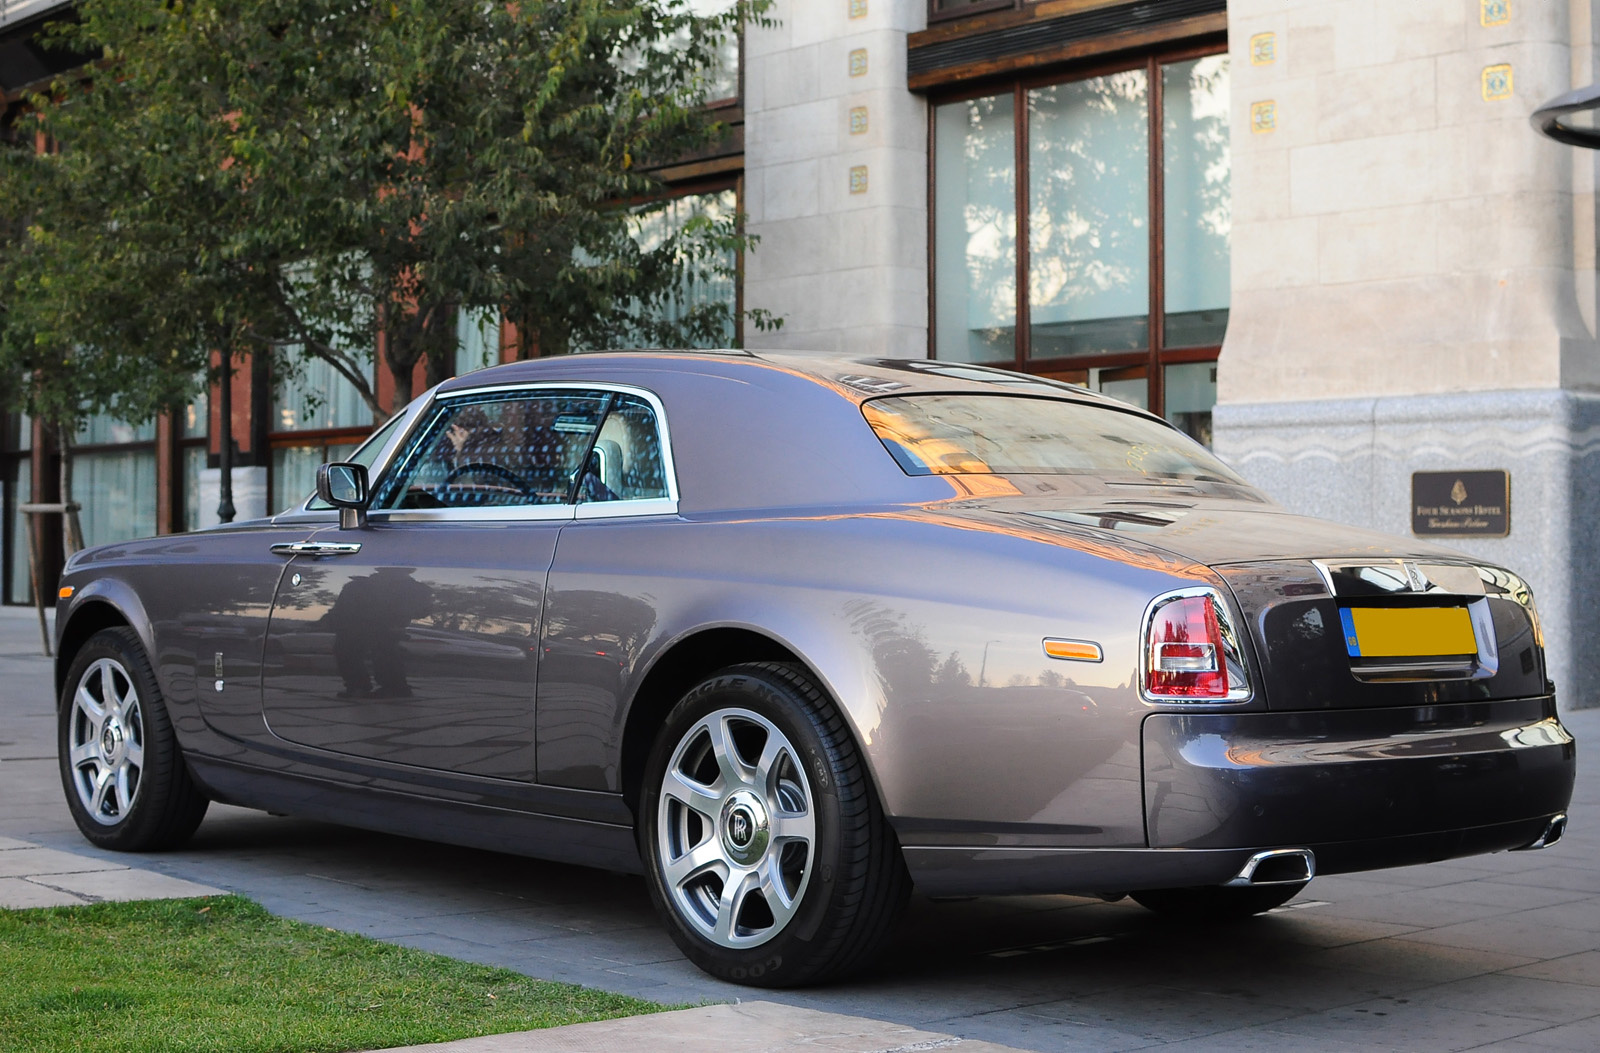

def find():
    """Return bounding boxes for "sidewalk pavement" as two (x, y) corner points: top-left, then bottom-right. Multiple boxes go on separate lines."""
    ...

(377, 1001), (1027, 1053)
(0, 834), (222, 908)
(4, 605), (1600, 1052)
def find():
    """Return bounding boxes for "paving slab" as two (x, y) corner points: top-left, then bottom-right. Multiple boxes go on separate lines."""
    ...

(0, 875), (89, 908)
(374, 1001), (1027, 1053)
(38, 868), (225, 902)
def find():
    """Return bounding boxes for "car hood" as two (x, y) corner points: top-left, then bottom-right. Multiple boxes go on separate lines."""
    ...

(932, 491), (1470, 568)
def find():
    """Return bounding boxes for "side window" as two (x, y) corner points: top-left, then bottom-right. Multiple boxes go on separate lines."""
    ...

(579, 394), (670, 503)
(372, 391), (611, 510)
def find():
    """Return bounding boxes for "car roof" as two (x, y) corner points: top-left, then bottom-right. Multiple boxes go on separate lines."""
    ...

(436, 349), (1150, 416)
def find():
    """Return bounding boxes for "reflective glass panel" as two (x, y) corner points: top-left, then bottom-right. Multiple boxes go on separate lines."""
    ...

(689, 0), (740, 102)
(181, 389), (208, 438)
(863, 395), (1243, 482)
(583, 395), (669, 502)
(934, 93), (1017, 363)
(3, 413), (30, 451)
(272, 442), (360, 514)
(630, 189), (738, 348)
(183, 446), (206, 532)
(73, 449), (157, 547)
(76, 413), (155, 446)
(274, 356), (372, 432)
(455, 310), (500, 377)
(1163, 56), (1231, 348)
(7, 460), (31, 604)
(374, 391), (612, 510)
(1028, 70), (1150, 359)
(1165, 361), (1218, 446)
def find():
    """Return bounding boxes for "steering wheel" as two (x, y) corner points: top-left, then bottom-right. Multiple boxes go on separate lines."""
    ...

(444, 462), (537, 496)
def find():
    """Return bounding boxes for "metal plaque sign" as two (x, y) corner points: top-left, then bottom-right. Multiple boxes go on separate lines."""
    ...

(1411, 470), (1510, 537)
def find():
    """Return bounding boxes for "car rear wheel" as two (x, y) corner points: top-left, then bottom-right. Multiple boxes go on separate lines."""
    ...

(58, 627), (208, 850)
(1130, 882), (1307, 920)
(639, 662), (909, 987)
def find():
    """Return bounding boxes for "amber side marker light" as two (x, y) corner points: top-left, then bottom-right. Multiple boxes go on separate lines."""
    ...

(58, 586), (74, 600)
(1043, 638), (1103, 663)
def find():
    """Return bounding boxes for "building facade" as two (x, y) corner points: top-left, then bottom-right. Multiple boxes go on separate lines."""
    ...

(4, 0), (1598, 708)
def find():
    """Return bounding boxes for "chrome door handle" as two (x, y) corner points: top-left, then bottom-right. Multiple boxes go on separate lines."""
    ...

(270, 541), (363, 556)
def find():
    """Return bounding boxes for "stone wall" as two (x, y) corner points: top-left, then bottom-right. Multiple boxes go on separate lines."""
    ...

(1217, 1), (1600, 708)
(744, 0), (928, 358)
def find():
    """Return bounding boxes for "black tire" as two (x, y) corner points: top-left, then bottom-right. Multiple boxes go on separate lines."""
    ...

(639, 662), (909, 987)
(1130, 881), (1307, 920)
(58, 627), (209, 850)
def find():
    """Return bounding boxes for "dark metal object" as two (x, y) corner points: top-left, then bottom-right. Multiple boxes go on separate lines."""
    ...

(1531, 82), (1600, 148)
(909, 0), (1226, 76)
(1412, 469), (1510, 537)
(216, 354), (235, 525)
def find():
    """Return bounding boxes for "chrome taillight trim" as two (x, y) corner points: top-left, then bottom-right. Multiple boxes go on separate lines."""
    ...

(1139, 586), (1254, 704)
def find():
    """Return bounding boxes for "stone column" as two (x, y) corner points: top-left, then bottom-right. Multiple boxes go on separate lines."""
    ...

(743, 0), (928, 358)
(1215, 0), (1600, 708)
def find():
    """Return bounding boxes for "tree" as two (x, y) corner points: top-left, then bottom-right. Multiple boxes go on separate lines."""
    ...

(1, 0), (775, 439)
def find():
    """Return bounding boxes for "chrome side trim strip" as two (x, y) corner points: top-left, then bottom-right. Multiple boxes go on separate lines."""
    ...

(270, 541), (364, 556)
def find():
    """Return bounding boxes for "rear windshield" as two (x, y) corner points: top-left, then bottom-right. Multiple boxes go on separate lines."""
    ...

(862, 395), (1245, 483)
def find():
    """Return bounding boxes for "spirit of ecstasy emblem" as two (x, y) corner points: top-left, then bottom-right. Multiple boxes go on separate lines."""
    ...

(1404, 562), (1429, 592)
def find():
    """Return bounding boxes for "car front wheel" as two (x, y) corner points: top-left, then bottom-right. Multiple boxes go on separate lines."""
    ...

(58, 627), (208, 850)
(640, 662), (908, 987)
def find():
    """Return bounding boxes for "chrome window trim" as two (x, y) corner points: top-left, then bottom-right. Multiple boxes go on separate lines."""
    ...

(369, 505), (576, 524)
(364, 380), (679, 523)
(1138, 585), (1254, 705)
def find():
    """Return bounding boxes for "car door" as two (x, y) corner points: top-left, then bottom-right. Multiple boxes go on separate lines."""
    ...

(259, 386), (616, 780)
(535, 388), (681, 790)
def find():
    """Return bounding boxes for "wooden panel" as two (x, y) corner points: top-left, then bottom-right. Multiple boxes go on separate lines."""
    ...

(908, 13), (1226, 92)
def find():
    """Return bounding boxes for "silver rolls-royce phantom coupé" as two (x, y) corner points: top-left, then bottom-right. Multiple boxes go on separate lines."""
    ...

(52, 351), (1574, 986)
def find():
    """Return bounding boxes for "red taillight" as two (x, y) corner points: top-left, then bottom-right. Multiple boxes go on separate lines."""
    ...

(1146, 594), (1229, 698)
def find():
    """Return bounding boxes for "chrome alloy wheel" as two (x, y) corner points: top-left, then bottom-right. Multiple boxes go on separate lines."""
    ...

(66, 658), (146, 826)
(655, 707), (816, 949)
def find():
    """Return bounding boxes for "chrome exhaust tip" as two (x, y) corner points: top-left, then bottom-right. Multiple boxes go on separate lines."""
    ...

(1514, 813), (1568, 851)
(1225, 848), (1316, 887)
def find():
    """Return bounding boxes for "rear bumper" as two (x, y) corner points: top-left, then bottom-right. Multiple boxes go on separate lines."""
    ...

(902, 697), (1573, 897)
(1143, 696), (1574, 851)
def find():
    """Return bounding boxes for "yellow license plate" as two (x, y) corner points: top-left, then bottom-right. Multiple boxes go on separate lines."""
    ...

(1340, 606), (1475, 659)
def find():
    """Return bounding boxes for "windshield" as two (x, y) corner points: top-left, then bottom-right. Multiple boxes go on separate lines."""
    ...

(862, 395), (1245, 484)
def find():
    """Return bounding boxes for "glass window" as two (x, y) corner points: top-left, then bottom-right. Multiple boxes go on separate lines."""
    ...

(583, 394), (670, 502)
(6, 459), (32, 605)
(629, 189), (740, 349)
(934, 93), (1016, 364)
(74, 449), (157, 547)
(688, 0), (740, 103)
(1164, 361), (1218, 447)
(374, 391), (612, 510)
(272, 442), (361, 515)
(862, 395), (1244, 483)
(76, 413), (155, 447)
(455, 309), (500, 377)
(931, 53), (1230, 445)
(1029, 71), (1150, 358)
(182, 446), (207, 532)
(1163, 56), (1231, 349)
(274, 355), (372, 432)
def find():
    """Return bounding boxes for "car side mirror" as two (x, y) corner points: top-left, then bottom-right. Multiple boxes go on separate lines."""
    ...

(316, 462), (370, 530)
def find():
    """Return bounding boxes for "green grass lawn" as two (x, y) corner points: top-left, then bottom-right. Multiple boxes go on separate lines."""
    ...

(0, 896), (668, 1053)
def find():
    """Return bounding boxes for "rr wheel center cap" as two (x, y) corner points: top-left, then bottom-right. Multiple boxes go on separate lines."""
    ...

(720, 791), (771, 866)
(100, 722), (124, 761)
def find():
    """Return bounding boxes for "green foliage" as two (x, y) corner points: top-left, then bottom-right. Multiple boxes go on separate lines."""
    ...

(0, 0), (776, 427)
(0, 896), (668, 1053)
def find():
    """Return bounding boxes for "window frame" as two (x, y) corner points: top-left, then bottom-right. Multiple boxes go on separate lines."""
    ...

(926, 40), (1229, 420)
(287, 381), (681, 524)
